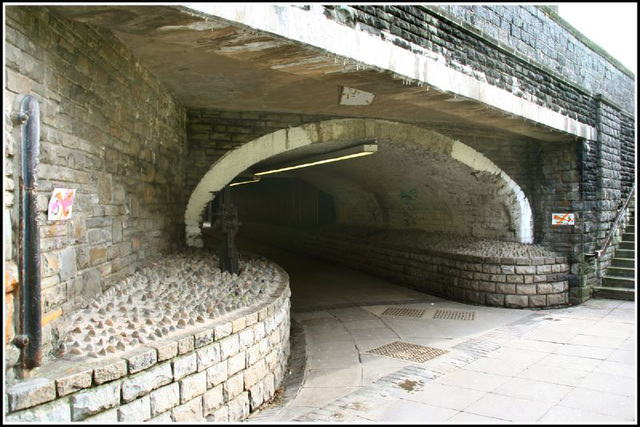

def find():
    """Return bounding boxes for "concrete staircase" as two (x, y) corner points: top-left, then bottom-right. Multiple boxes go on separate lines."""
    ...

(595, 205), (635, 301)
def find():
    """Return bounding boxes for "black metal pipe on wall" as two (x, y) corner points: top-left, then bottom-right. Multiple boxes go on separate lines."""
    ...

(15, 95), (42, 369)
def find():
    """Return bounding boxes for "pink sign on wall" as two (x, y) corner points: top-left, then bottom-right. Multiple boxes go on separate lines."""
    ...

(48, 188), (76, 221)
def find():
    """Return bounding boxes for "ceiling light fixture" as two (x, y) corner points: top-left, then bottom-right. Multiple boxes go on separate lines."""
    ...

(229, 176), (261, 187)
(253, 143), (378, 176)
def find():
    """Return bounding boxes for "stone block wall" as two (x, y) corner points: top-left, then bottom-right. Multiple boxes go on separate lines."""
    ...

(241, 223), (569, 309)
(320, 5), (597, 125)
(432, 5), (634, 113)
(320, 5), (633, 117)
(5, 273), (291, 423)
(4, 6), (187, 356)
(186, 109), (334, 195)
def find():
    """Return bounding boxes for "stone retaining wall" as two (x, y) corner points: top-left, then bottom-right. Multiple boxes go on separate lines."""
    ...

(5, 6), (188, 357)
(242, 224), (569, 309)
(4, 269), (291, 423)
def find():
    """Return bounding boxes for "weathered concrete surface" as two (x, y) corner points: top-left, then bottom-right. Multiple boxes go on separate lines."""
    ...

(48, 5), (591, 142)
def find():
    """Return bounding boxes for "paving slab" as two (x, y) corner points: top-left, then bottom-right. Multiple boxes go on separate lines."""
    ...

(286, 386), (360, 409)
(401, 383), (485, 411)
(447, 411), (509, 423)
(538, 405), (634, 424)
(490, 377), (573, 403)
(463, 356), (534, 377)
(239, 238), (636, 424)
(360, 399), (459, 423)
(593, 360), (637, 379)
(606, 348), (636, 365)
(517, 363), (590, 387)
(577, 371), (637, 397)
(437, 370), (512, 392)
(304, 367), (362, 388)
(463, 393), (555, 423)
(558, 387), (637, 421)
(536, 353), (602, 372)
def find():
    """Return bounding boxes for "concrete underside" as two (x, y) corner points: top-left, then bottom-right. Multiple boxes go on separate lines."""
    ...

(49, 6), (572, 143)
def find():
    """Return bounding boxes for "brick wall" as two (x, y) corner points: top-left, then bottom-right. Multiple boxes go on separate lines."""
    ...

(4, 6), (187, 358)
(5, 271), (291, 422)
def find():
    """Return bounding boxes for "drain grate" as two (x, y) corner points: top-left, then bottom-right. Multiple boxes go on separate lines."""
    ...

(381, 307), (426, 318)
(433, 309), (476, 321)
(367, 341), (448, 363)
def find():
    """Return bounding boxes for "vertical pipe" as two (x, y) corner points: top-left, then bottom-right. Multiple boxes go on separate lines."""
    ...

(594, 95), (603, 287)
(17, 95), (42, 369)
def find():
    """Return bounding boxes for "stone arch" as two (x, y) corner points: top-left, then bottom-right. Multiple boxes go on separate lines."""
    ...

(185, 119), (534, 247)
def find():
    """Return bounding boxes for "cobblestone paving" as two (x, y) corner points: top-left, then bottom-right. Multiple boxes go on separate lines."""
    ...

(53, 249), (282, 362)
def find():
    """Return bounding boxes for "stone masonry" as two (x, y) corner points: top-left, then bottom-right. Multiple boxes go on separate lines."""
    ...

(3, 3), (635, 396)
(4, 6), (186, 361)
(240, 223), (569, 309)
(5, 265), (291, 422)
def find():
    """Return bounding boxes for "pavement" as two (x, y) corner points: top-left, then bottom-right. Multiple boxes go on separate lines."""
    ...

(236, 237), (637, 424)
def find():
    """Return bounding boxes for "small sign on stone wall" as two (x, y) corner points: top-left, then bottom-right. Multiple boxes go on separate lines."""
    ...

(552, 213), (575, 226)
(48, 188), (76, 221)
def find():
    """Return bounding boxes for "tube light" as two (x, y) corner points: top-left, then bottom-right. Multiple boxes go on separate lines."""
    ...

(229, 177), (261, 187)
(254, 143), (378, 176)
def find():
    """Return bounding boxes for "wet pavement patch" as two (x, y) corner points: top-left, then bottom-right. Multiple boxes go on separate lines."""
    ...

(367, 341), (448, 363)
(397, 379), (424, 392)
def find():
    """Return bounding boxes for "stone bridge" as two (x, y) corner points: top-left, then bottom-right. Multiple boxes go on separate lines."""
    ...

(3, 4), (635, 422)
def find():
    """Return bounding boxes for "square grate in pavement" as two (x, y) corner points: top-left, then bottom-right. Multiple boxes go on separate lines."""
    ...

(367, 341), (448, 363)
(433, 309), (476, 321)
(380, 307), (426, 318)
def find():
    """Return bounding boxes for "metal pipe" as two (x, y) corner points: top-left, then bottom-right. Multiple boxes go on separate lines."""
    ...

(593, 95), (604, 287)
(16, 95), (42, 369)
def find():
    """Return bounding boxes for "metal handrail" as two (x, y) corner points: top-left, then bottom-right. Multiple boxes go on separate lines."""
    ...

(594, 183), (636, 259)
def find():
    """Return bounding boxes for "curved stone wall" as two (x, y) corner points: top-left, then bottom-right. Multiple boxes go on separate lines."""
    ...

(241, 223), (569, 309)
(5, 263), (291, 423)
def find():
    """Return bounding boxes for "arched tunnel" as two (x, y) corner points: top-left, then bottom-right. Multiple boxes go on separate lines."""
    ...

(192, 119), (564, 310)
(214, 130), (529, 241)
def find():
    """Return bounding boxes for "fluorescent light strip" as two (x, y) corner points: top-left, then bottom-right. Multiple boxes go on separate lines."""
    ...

(229, 178), (261, 187)
(254, 144), (377, 176)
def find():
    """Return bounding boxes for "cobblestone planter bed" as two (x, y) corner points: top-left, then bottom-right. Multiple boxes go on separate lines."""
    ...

(5, 251), (291, 423)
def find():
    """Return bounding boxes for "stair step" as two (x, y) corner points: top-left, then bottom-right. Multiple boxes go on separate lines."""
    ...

(625, 225), (635, 233)
(619, 241), (635, 250)
(612, 258), (636, 268)
(606, 266), (636, 278)
(602, 275), (636, 289)
(593, 286), (635, 301)
(622, 233), (635, 242)
(616, 249), (635, 259)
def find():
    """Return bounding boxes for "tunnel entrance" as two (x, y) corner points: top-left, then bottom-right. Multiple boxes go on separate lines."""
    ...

(192, 119), (568, 309)
(205, 178), (336, 229)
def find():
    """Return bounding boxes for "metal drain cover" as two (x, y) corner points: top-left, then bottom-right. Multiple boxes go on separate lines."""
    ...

(433, 309), (476, 321)
(381, 307), (426, 318)
(367, 341), (448, 363)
